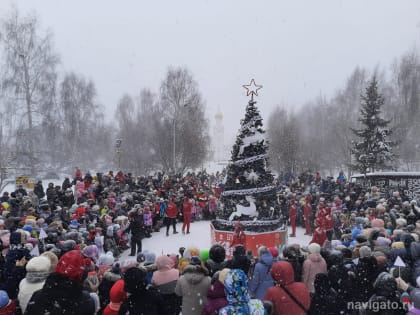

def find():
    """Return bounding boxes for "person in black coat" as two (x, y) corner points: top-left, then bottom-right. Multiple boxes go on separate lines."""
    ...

(222, 245), (251, 275)
(33, 181), (45, 199)
(62, 189), (75, 208)
(24, 250), (95, 315)
(118, 267), (165, 315)
(309, 273), (338, 315)
(365, 272), (405, 315)
(62, 177), (72, 191)
(282, 245), (304, 282)
(124, 210), (145, 256)
(46, 183), (58, 206)
(354, 253), (379, 303)
(205, 244), (226, 277)
(97, 264), (121, 314)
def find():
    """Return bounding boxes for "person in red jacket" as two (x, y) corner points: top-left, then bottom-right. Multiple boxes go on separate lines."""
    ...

(165, 198), (179, 236)
(289, 198), (297, 237)
(263, 261), (310, 315)
(310, 218), (327, 246)
(303, 195), (312, 236)
(231, 221), (246, 249)
(102, 279), (127, 315)
(182, 196), (193, 234)
(0, 290), (16, 315)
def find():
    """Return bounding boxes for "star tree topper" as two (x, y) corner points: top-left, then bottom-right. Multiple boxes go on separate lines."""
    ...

(243, 79), (263, 100)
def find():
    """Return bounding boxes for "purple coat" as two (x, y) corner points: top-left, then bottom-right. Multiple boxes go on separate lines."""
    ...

(201, 280), (228, 315)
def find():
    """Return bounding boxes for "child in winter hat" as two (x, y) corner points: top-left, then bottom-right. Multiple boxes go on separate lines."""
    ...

(102, 279), (127, 315)
(0, 290), (15, 315)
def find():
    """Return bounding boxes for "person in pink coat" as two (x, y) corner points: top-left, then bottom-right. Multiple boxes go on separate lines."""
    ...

(302, 243), (327, 294)
(151, 255), (181, 315)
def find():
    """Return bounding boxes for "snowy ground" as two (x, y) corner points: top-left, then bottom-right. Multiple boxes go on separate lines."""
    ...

(119, 220), (312, 263)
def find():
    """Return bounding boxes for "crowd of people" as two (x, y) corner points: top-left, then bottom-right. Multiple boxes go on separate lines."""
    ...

(1, 168), (420, 314)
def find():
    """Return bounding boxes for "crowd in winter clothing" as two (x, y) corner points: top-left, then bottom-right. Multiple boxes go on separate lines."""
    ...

(0, 169), (225, 314)
(3, 169), (420, 314)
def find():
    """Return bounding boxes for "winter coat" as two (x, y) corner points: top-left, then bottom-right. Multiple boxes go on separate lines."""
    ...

(34, 183), (45, 199)
(219, 269), (265, 315)
(205, 259), (224, 278)
(175, 265), (211, 315)
(201, 279), (228, 315)
(18, 271), (50, 313)
(362, 272), (405, 315)
(3, 233), (30, 280)
(46, 187), (58, 203)
(1, 264), (26, 300)
(151, 255), (181, 315)
(308, 273), (338, 315)
(24, 272), (95, 315)
(152, 278), (181, 315)
(183, 198), (193, 216)
(302, 253), (327, 293)
(118, 285), (165, 315)
(248, 252), (274, 300)
(354, 256), (378, 302)
(124, 214), (144, 240)
(326, 262), (355, 313)
(62, 178), (72, 191)
(166, 202), (178, 218)
(310, 227), (327, 246)
(98, 270), (121, 312)
(0, 300), (16, 315)
(263, 261), (311, 315)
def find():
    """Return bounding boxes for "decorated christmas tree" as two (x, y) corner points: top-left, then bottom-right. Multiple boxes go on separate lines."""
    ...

(213, 80), (283, 232)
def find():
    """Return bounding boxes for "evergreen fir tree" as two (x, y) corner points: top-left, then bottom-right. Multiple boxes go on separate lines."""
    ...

(351, 76), (395, 174)
(214, 98), (282, 232)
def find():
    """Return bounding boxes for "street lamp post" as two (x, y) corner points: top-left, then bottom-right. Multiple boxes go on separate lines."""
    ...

(173, 119), (176, 174)
(115, 139), (122, 169)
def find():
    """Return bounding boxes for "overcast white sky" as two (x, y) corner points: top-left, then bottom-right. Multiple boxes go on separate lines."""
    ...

(1, 0), (420, 143)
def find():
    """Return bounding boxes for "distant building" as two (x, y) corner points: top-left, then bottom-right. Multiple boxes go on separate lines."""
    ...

(212, 109), (228, 162)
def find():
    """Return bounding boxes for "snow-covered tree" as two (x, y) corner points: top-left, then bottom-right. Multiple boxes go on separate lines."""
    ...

(351, 76), (395, 174)
(215, 97), (281, 232)
(0, 8), (59, 175)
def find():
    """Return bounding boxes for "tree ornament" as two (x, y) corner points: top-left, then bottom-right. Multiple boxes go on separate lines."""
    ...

(245, 169), (259, 184)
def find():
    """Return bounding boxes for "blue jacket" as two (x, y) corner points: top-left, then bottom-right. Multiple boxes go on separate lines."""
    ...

(248, 252), (274, 300)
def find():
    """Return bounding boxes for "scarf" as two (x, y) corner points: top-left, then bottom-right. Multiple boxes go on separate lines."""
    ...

(26, 271), (50, 283)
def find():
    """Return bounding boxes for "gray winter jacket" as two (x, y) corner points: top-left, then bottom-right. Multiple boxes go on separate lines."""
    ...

(175, 265), (211, 315)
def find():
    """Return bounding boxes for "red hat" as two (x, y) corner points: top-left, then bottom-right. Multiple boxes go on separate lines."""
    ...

(55, 250), (86, 281)
(110, 279), (127, 303)
(268, 247), (279, 258)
